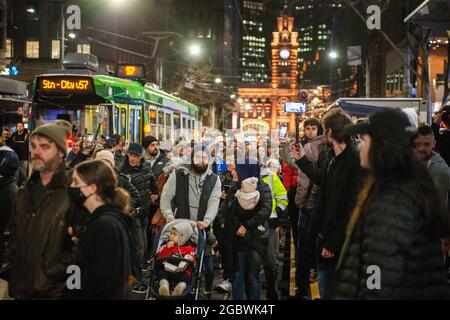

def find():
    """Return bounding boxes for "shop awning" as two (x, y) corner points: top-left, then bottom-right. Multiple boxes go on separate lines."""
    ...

(0, 78), (27, 96)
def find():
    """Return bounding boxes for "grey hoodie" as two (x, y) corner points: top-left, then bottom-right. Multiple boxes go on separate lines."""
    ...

(426, 151), (450, 205)
(160, 165), (222, 226)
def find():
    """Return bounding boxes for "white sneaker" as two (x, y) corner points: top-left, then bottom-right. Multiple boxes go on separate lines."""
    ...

(158, 279), (170, 296)
(216, 279), (232, 293)
(172, 282), (187, 296)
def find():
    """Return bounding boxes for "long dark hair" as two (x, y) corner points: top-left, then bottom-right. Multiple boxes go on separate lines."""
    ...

(75, 160), (131, 213)
(367, 137), (449, 239)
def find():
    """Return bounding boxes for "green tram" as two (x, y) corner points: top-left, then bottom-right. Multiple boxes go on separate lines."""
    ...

(30, 74), (200, 144)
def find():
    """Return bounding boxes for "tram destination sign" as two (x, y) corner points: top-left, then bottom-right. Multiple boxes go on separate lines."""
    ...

(115, 63), (145, 80)
(36, 76), (95, 95)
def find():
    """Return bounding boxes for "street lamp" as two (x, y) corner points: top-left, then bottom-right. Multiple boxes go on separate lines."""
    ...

(328, 51), (338, 60)
(111, 0), (126, 7)
(27, 8), (36, 14)
(68, 32), (77, 39)
(189, 44), (201, 56)
(214, 77), (222, 84)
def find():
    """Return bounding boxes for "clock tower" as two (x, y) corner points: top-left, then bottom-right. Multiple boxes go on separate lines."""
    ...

(237, 11), (303, 134)
(271, 16), (299, 89)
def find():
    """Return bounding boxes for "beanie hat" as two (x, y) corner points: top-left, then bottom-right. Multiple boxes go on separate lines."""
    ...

(127, 142), (143, 156)
(31, 120), (71, 155)
(346, 108), (417, 147)
(235, 177), (260, 210)
(142, 135), (158, 149)
(95, 150), (115, 167)
(53, 120), (73, 137)
(0, 146), (19, 177)
(172, 221), (195, 246)
(235, 158), (261, 182)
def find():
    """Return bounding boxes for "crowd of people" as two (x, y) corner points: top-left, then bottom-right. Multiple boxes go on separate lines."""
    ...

(0, 103), (449, 300)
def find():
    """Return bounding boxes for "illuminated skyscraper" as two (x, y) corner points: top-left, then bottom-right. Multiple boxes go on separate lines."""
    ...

(240, 0), (270, 83)
(294, 0), (344, 85)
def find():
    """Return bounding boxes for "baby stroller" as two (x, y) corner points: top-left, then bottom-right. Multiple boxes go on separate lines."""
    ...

(146, 219), (206, 300)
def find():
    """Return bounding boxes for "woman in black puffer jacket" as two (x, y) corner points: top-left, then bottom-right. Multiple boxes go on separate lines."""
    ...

(334, 109), (450, 300)
(217, 158), (272, 300)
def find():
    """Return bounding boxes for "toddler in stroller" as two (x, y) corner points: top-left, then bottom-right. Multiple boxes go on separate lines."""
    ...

(153, 220), (202, 297)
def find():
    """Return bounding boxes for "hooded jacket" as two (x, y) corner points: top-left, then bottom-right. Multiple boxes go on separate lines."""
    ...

(426, 151), (450, 205)
(76, 205), (132, 300)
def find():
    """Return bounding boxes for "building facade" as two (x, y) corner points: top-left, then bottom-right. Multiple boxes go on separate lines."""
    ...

(237, 15), (299, 134)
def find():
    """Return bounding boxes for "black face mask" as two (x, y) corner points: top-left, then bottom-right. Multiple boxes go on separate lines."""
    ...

(68, 187), (88, 207)
(192, 163), (208, 174)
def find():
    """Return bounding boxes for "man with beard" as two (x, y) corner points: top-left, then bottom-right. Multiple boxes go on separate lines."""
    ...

(6, 121), (85, 299)
(160, 144), (221, 230)
(11, 122), (30, 174)
(413, 124), (450, 206)
(142, 135), (170, 181)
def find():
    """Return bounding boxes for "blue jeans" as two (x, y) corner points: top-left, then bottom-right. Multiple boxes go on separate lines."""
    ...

(130, 217), (149, 281)
(315, 236), (337, 300)
(233, 250), (263, 300)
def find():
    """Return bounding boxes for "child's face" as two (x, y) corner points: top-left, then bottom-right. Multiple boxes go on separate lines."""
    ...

(169, 229), (179, 244)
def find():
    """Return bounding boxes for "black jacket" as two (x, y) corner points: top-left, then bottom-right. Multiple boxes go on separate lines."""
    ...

(11, 130), (29, 161)
(0, 176), (18, 265)
(69, 152), (90, 168)
(0, 176), (18, 232)
(76, 205), (132, 300)
(114, 150), (125, 171)
(296, 144), (365, 256)
(432, 123), (450, 167)
(147, 149), (170, 180)
(334, 183), (450, 299)
(116, 170), (140, 211)
(120, 157), (157, 218)
(217, 181), (272, 274)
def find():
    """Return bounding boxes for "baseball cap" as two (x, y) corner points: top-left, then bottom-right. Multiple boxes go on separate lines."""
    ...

(346, 108), (417, 146)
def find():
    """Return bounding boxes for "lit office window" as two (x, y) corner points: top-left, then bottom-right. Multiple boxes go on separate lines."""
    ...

(77, 44), (91, 54)
(52, 40), (60, 59)
(26, 41), (39, 58)
(5, 39), (12, 58)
